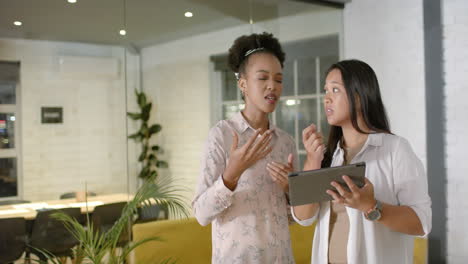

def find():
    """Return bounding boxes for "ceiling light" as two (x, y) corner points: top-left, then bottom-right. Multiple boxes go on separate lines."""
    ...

(67, 0), (77, 3)
(184, 12), (193, 18)
(13, 21), (22, 26)
(119, 29), (127, 36)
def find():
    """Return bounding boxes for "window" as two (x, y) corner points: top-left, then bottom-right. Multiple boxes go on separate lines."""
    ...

(212, 35), (339, 168)
(0, 62), (21, 200)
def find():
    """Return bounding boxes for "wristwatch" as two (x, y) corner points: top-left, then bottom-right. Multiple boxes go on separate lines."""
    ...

(364, 200), (382, 221)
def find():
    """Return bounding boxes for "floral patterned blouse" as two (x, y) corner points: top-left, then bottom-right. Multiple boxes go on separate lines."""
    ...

(192, 112), (298, 264)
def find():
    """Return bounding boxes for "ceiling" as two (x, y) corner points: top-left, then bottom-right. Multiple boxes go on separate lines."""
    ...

(0, 0), (338, 49)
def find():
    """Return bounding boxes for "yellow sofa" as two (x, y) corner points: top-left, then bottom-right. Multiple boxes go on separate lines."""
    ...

(133, 218), (427, 264)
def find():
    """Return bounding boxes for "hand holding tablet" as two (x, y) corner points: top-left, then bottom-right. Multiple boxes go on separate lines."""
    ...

(288, 162), (366, 206)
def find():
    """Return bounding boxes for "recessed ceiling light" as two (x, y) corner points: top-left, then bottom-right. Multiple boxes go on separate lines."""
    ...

(184, 12), (193, 18)
(67, 0), (77, 3)
(119, 29), (127, 36)
(13, 21), (22, 26)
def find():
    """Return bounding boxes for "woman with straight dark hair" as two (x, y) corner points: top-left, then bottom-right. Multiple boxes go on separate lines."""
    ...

(278, 59), (431, 264)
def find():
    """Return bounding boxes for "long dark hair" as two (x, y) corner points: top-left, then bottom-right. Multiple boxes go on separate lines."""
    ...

(322, 59), (391, 167)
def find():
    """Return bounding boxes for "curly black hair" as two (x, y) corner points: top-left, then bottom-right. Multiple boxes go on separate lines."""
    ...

(228, 32), (285, 78)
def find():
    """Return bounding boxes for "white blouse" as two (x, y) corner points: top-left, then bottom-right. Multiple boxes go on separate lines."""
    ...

(193, 112), (298, 264)
(292, 133), (432, 264)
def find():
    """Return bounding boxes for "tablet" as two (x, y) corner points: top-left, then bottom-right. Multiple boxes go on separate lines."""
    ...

(288, 162), (366, 206)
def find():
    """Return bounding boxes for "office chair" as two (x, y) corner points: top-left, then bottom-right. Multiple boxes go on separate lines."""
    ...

(59, 191), (97, 199)
(0, 217), (27, 264)
(135, 203), (169, 223)
(28, 208), (81, 262)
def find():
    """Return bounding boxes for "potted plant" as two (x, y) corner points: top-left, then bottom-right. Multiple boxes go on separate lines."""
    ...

(31, 90), (189, 263)
(127, 89), (168, 180)
(34, 178), (189, 264)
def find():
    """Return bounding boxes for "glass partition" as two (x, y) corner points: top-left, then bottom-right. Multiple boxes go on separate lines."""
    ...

(0, 0), (343, 210)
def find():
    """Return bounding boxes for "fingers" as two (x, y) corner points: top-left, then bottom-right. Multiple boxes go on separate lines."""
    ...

(304, 138), (324, 155)
(363, 177), (373, 188)
(267, 163), (289, 191)
(267, 165), (288, 181)
(230, 131), (239, 153)
(302, 124), (317, 142)
(331, 181), (351, 199)
(326, 190), (345, 203)
(342, 175), (360, 193)
(329, 177), (374, 211)
(258, 145), (273, 159)
(248, 130), (273, 155)
(287, 153), (293, 168)
(243, 129), (262, 151)
(307, 134), (324, 152)
(267, 162), (292, 176)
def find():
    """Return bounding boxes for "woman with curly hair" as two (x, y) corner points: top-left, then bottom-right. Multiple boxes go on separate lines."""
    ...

(192, 32), (297, 263)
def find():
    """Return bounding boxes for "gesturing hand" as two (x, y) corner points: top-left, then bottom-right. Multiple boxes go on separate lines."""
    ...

(302, 124), (325, 170)
(267, 153), (294, 193)
(223, 129), (273, 190)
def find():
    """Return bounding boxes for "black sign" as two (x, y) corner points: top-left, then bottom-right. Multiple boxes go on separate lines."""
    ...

(41, 107), (63, 124)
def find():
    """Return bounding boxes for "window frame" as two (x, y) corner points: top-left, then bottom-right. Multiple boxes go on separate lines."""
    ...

(0, 71), (22, 201)
(210, 35), (339, 167)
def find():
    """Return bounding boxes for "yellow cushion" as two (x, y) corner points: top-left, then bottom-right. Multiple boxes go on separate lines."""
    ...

(289, 223), (315, 264)
(132, 218), (427, 264)
(133, 218), (212, 264)
(413, 237), (428, 264)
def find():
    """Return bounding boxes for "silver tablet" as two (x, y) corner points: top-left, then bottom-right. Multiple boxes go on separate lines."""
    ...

(288, 162), (366, 206)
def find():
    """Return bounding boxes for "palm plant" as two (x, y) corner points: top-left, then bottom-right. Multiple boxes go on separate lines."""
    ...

(32, 177), (189, 264)
(27, 90), (187, 264)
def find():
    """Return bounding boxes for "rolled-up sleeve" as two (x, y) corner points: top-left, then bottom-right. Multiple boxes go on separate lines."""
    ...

(393, 138), (432, 237)
(192, 125), (234, 226)
(290, 206), (318, 226)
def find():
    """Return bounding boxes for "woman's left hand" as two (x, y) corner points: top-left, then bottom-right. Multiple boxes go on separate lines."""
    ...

(326, 176), (376, 212)
(267, 153), (293, 193)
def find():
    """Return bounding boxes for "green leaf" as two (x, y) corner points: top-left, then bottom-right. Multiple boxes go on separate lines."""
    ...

(148, 154), (157, 162)
(156, 160), (169, 168)
(139, 166), (150, 179)
(141, 123), (149, 137)
(151, 145), (161, 151)
(150, 170), (158, 179)
(43, 178), (190, 263)
(138, 91), (147, 108)
(149, 124), (162, 134)
(138, 151), (147, 162)
(127, 112), (141, 120)
(128, 133), (142, 141)
(141, 103), (152, 122)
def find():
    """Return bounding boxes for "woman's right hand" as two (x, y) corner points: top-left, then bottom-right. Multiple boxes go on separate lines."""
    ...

(302, 124), (325, 170)
(223, 129), (273, 190)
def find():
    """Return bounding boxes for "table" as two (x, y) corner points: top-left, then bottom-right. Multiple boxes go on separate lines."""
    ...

(0, 193), (132, 220)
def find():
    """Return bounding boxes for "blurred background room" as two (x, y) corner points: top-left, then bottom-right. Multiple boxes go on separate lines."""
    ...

(0, 0), (465, 263)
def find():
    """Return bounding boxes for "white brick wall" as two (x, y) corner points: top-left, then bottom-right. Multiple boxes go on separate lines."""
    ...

(141, 9), (343, 206)
(443, 0), (468, 263)
(345, 0), (468, 262)
(0, 38), (130, 201)
(343, 0), (427, 165)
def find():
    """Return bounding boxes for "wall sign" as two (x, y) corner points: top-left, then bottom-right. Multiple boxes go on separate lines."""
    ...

(41, 107), (63, 124)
